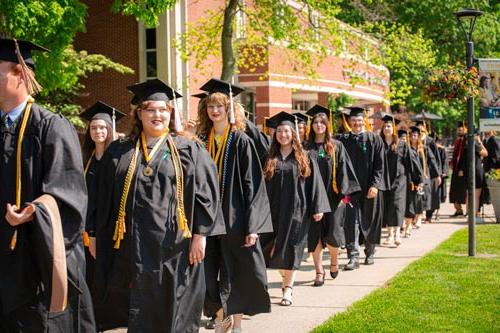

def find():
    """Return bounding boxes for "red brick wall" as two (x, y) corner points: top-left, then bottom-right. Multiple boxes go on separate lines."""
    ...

(73, 0), (138, 133)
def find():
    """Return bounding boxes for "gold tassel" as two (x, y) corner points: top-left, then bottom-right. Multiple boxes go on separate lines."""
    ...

(263, 117), (268, 134)
(83, 231), (90, 247)
(329, 110), (334, 134)
(364, 111), (373, 132)
(306, 116), (311, 140)
(342, 113), (352, 132)
(13, 39), (42, 96)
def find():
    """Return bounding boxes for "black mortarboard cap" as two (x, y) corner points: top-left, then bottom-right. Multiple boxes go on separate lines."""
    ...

(192, 92), (209, 99)
(415, 120), (426, 127)
(398, 129), (408, 138)
(0, 38), (49, 69)
(199, 78), (245, 97)
(292, 112), (310, 124)
(457, 121), (466, 128)
(381, 114), (401, 125)
(306, 104), (331, 119)
(79, 101), (126, 125)
(267, 111), (297, 129)
(127, 79), (182, 102)
(344, 106), (366, 117)
(409, 126), (421, 134)
(130, 94), (141, 106)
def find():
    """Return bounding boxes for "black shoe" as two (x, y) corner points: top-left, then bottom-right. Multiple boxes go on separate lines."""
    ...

(330, 264), (339, 279)
(343, 258), (360, 270)
(313, 271), (325, 287)
(364, 255), (374, 265)
(451, 210), (464, 217)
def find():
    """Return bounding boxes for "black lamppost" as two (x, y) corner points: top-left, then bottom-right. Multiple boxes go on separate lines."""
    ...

(454, 8), (483, 257)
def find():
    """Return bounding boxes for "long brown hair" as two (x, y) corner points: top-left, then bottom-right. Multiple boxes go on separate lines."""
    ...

(307, 113), (335, 157)
(380, 121), (399, 151)
(264, 125), (311, 180)
(197, 92), (246, 136)
(82, 119), (113, 163)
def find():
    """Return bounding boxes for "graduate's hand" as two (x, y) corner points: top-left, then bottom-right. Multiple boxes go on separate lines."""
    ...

(183, 119), (198, 136)
(458, 170), (464, 177)
(5, 203), (35, 226)
(312, 213), (323, 222)
(189, 234), (206, 265)
(417, 183), (424, 193)
(434, 176), (442, 187)
(243, 233), (258, 247)
(366, 187), (378, 199)
(89, 237), (96, 259)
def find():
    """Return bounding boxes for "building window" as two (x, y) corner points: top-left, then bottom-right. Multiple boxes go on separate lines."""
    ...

(145, 28), (157, 79)
(235, 1), (245, 39)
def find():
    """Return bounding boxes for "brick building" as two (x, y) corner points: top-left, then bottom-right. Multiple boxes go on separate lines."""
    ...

(74, 0), (389, 131)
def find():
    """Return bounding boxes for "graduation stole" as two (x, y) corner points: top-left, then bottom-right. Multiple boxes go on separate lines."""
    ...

(331, 144), (339, 194)
(112, 132), (191, 249)
(82, 150), (95, 247)
(208, 125), (233, 201)
(10, 96), (34, 250)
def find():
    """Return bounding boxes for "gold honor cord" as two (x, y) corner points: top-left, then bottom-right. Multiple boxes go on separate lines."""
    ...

(208, 125), (230, 181)
(11, 97), (34, 250)
(342, 113), (352, 132)
(84, 150), (95, 177)
(113, 132), (191, 249)
(331, 145), (339, 194)
(113, 139), (140, 249)
(166, 136), (191, 238)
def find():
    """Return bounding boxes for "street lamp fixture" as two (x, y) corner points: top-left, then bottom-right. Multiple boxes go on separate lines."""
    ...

(454, 8), (483, 257)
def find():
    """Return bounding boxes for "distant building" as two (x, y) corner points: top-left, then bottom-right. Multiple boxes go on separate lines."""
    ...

(74, 0), (389, 131)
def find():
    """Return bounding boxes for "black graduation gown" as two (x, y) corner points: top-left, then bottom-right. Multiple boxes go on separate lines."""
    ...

(261, 153), (330, 270)
(213, 131), (273, 316)
(423, 136), (442, 211)
(307, 141), (360, 249)
(245, 120), (271, 166)
(437, 145), (449, 203)
(481, 136), (500, 205)
(449, 137), (467, 204)
(407, 146), (439, 215)
(0, 104), (95, 332)
(337, 132), (388, 245)
(384, 142), (422, 227)
(93, 136), (225, 333)
(483, 136), (500, 173)
(84, 157), (99, 293)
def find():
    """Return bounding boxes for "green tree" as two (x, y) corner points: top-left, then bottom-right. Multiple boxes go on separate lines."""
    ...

(335, 0), (500, 133)
(0, 1), (134, 127)
(116, 1), (385, 83)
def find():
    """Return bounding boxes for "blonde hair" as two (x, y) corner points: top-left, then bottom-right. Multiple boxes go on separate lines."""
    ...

(197, 92), (246, 136)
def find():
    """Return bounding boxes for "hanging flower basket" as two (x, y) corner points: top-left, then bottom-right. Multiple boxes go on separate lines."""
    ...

(422, 65), (479, 102)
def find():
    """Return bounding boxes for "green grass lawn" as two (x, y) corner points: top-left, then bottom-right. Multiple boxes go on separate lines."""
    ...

(312, 225), (500, 333)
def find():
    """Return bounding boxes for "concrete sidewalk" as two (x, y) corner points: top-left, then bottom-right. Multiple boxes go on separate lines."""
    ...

(108, 202), (495, 333)
(200, 202), (493, 333)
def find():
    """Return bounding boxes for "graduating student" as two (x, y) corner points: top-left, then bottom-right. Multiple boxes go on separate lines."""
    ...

(449, 122), (467, 216)
(305, 105), (360, 285)
(79, 102), (125, 290)
(197, 78), (273, 333)
(292, 112), (310, 144)
(429, 133), (449, 220)
(381, 115), (423, 246)
(403, 126), (439, 236)
(0, 38), (95, 332)
(415, 122), (442, 224)
(261, 111), (330, 304)
(93, 79), (224, 333)
(336, 106), (389, 268)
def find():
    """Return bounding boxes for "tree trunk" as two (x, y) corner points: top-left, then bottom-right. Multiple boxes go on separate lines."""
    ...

(221, 0), (239, 81)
